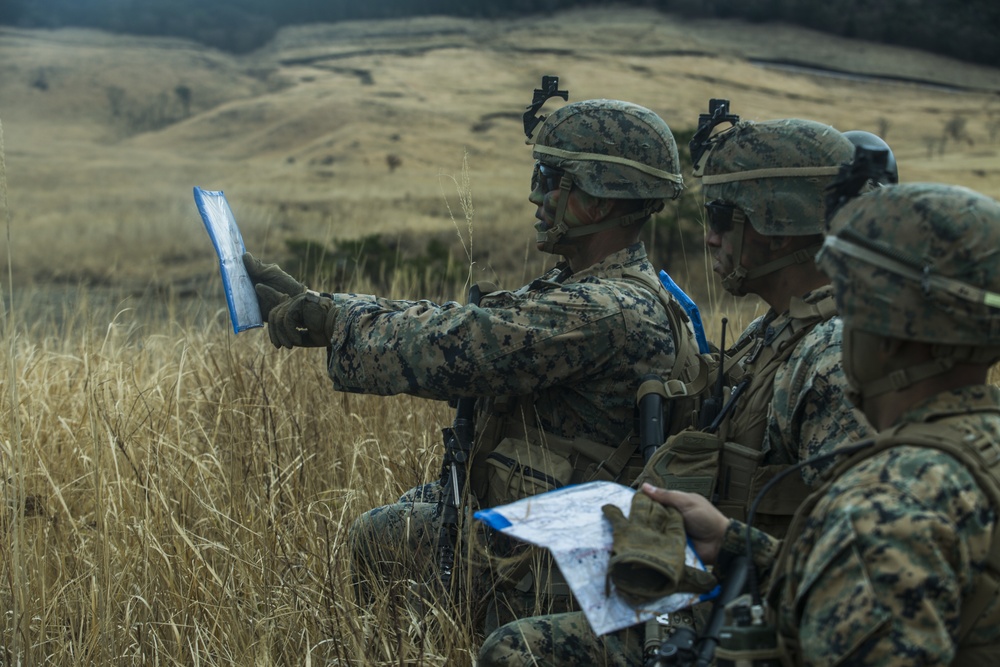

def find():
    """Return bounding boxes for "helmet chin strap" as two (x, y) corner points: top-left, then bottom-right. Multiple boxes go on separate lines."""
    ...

(845, 330), (1000, 407)
(535, 176), (576, 254)
(857, 357), (957, 402)
(536, 175), (664, 255)
(720, 211), (822, 295)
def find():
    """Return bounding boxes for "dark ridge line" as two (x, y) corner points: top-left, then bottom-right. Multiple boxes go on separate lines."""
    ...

(749, 58), (1000, 95)
(277, 47), (999, 97)
(278, 44), (466, 65)
(677, 72), (830, 105)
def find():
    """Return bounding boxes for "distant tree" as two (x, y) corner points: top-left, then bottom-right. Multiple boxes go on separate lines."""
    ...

(0, 0), (996, 68)
(175, 85), (192, 117)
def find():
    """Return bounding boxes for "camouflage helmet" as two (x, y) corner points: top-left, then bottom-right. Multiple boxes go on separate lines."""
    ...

(699, 119), (855, 236)
(532, 99), (684, 201)
(817, 182), (1000, 349)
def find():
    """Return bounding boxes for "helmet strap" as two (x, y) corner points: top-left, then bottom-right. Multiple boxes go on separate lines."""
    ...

(537, 177), (663, 255)
(720, 215), (748, 294)
(721, 213), (822, 295)
(850, 338), (1000, 402)
(743, 242), (824, 282)
(860, 357), (956, 401)
(562, 201), (663, 238)
(537, 175), (576, 254)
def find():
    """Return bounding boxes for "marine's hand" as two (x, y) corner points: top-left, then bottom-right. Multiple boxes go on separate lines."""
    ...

(243, 253), (306, 319)
(601, 491), (718, 604)
(641, 483), (728, 565)
(256, 286), (337, 348)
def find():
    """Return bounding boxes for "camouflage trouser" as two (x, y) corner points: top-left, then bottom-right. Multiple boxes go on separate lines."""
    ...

(349, 480), (576, 632)
(348, 481), (453, 600)
(478, 611), (644, 667)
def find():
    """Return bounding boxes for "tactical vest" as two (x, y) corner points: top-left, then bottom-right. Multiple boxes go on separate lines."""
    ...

(770, 413), (1000, 666)
(468, 265), (702, 509)
(467, 266), (702, 626)
(647, 291), (838, 539)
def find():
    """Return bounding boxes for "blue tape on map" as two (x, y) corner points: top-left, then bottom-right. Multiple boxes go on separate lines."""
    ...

(473, 508), (513, 531)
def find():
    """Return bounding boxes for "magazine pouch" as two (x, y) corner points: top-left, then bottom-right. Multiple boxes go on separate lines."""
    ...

(485, 437), (574, 508)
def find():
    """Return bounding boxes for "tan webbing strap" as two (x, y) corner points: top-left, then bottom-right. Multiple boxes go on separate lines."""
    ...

(533, 144), (685, 184)
(621, 267), (698, 383)
(588, 434), (641, 482)
(498, 419), (636, 483)
(787, 292), (837, 324)
(701, 165), (840, 185)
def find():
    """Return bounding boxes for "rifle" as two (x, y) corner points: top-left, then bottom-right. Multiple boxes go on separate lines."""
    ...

(697, 318), (728, 431)
(436, 283), (484, 595)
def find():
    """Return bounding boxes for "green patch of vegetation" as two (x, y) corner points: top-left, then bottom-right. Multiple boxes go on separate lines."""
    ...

(285, 232), (463, 296)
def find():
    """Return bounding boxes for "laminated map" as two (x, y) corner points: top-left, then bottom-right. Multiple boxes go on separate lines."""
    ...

(193, 187), (263, 334)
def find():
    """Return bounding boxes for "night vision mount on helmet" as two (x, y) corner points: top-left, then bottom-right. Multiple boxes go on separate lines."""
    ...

(690, 99), (855, 294)
(522, 75), (685, 254)
(842, 130), (898, 185)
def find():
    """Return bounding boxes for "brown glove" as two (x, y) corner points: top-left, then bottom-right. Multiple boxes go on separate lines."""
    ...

(256, 286), (337, 348)
(601, 491), (717, 604)
(243, 253), (306, 321)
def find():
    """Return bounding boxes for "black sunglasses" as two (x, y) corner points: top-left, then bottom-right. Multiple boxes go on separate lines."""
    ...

(531, 162), (566, 193)
(704, 201), (745, 235)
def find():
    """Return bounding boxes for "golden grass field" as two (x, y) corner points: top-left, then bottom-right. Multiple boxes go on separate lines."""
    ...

(0, 6), (999, 664)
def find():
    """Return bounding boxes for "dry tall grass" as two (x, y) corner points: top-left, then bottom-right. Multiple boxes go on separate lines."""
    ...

(0, 288), (490, 664)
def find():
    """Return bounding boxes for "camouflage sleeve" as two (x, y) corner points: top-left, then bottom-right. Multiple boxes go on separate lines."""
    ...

(719, 519), (781, 576)
(767, 317), (873, 485)
(789, 447), (995, 665)
(323, 284), (629, 399)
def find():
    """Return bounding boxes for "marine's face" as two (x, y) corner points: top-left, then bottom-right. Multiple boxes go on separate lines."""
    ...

(704, 200), (747, 280)
(704, 200), (776, 296)
(528, 161), (592, 251)
(705, 212), (735, 278)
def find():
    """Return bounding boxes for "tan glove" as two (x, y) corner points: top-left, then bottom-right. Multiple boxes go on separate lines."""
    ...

(601, 491), (717, 604)
(256, 286), (337, 348)
(243, 253), (306, 321)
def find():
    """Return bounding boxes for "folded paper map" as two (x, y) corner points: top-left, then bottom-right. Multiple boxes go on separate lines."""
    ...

(475, 480), (715, 636)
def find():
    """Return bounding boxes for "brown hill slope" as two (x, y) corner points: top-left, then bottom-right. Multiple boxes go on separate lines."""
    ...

(1, 8), (998, 290)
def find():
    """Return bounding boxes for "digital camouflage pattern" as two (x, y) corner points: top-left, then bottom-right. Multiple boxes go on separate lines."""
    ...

(711, 182), (1000, 665)
(479, 116), (873, 666)
(477, 287), (872, 667)
(701, 119), (854, 236)
(532, 99), (684, 201)
(479, 610), (644, 667)
(721, 286), (872, 489)
(769, 386), (1000, 664)
(347, 243), (692, 623)
(817, 182), (1000, 347)
(329, 243), (679, 444)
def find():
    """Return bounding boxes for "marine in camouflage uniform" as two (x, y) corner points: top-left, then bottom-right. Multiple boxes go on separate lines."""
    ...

(657, 182), (1000, 665)
(244, 98), (701, 628)
(478, 112), (875, 666)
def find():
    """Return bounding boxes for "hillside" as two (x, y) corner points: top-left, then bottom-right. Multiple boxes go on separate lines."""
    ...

(1, 7), (999, 293)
